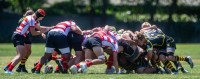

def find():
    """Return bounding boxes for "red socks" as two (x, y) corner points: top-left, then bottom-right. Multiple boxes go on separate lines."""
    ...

(51, 56), (57, 60)
(36, 63), (42, 70)
(56, 65), (59, 70)
(76, 63), (81, 68)
(8, 65), (14, 71)
(86, 61), (93, 67)
(75, 61), (93, 68)
(106, 55), (113, 69)
(61, 56), (68, 70)
(6, 62), (12, 67)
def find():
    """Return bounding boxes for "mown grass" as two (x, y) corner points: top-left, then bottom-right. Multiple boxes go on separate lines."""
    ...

(0, 43), (200, 79)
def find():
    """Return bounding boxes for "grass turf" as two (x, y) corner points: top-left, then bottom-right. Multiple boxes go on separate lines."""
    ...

(0, 43), (200, 79)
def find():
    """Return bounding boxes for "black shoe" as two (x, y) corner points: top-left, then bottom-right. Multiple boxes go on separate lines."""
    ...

(180, 68), (189, 73)
(54, 70), (60, 73)
(62, 70), (68, 74)
(34, 70), (40, 74)
(21, 67), (28, 73)
(185, 56), (194, 68)
(55, 59), (64, 72)
(16, 65), (22, 72)
(31, 68), (36, 73)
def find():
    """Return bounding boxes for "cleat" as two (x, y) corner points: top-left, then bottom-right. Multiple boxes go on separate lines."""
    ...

(4, 66), (8, 71)
(180, 68), (189, 73)
(80, 63), (87, 74)
(105, 66), (115, 74)
(171, 71), (178, 75)
(185, 56), (194, 68)
(62, 70), (68, 74)
(31, 68), (36, 73)
(34, 70), (40, 74)
(5, 70), (14, 74)
(164, 67), (172, 74)
(54, 70), (60, 73)
(55, 59), (64, 72)
(16, 65), (28, 73)
(21, 67), (28, 73)
(69, 65), (78, 74)
(16, 65), (21, 72)
(158, 67), (165, 74)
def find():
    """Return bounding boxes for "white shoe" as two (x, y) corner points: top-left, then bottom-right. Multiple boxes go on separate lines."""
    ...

(69, 65), (78, 74)
(80, 63), (87, 74)
(5, 70), (14, 74)
(105, 66), (115, 74)
(186, 56), (194, 68)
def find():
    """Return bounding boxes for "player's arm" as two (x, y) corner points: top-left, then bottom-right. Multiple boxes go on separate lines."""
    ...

(146, 41), (153, 61)
(71, 25), (83, 35)
(35, 25), (53, 33)
(30, 27), (42, 36)
(140, 25), (157, 33)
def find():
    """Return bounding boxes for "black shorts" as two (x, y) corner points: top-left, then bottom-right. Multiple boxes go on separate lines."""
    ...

(67, 32), (84, 51)
(158, 36), (176, 56)
(11, 33), (25, 47)
(54, 48), (61, 54)
(135, 54), (149, 69)
(117, 53), (136, 70)
(46, 31), (69, 48)
(83, 37), (102, 50)
(24, 33), (32, 44)
(118, 39), (139, 62)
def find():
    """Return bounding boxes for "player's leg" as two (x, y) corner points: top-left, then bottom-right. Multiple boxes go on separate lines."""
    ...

(5, 34), (26, 74)
(70, 48), (95, 74)
(32, 31), (55, 74)
(159, 54), (177, 74)
(16, 43), (31, 73)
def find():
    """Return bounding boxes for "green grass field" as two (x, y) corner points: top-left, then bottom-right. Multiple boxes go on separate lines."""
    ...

(0, 43), (200, 79)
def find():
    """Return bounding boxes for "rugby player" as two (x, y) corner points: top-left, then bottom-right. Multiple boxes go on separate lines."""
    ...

(32, 20), (82, 74)
(4, 8), (50, 74)
(69, 26), (119, 74)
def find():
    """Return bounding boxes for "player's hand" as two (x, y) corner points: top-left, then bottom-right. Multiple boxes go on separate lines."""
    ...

(41, 33), (46, 39)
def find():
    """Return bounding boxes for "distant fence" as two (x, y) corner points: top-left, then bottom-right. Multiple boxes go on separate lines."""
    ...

(0, 13), (200, 43)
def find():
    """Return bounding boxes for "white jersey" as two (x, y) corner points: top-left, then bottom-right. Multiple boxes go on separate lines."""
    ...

(15, 15), (36, 36)
(51, 21), (77, 36)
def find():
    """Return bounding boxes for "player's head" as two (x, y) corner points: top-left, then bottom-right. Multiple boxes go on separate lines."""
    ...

(104, 25), (116, 32)
(35, 8), (46, 21)
(24, 7), (34, 16)
(141, 22), (151, 29)
(136, 32), (146, 46)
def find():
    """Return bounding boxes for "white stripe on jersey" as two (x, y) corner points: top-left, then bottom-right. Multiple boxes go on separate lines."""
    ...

(15, 16), (36, 36)
(51, 21), (77, 36)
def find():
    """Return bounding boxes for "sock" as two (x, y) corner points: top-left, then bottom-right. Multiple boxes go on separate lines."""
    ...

(164, 60), (176, 72)
(86, 61), (93, 67)
(56, 65), (59, 71)
(106, 55), (113, 69)
(76, 63), (81, 68)
(175, 56), (185, 61)
(20, 57), (28, 66)
(8, 65), (14, 71)
(156, 60), (161, 66)
(36, 63), (42, 71)
(61, 56), (68, 70)
(51, 56), (57, 60)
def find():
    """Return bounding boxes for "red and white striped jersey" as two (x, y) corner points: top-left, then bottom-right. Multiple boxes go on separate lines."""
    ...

(92, 31), (118, 53)
(15, 15), (36, 36)
(51, 21), (77, 36)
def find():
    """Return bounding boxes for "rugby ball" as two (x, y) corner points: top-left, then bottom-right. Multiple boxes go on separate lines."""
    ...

(44, 65), (53, 73)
